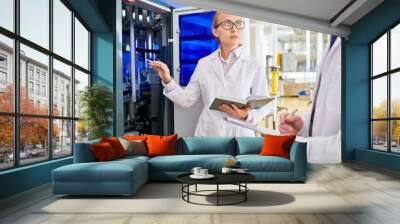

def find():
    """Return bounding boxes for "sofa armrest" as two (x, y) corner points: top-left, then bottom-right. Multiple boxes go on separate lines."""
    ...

(289, 141), (307, 181)
(73, 140), (100, 163)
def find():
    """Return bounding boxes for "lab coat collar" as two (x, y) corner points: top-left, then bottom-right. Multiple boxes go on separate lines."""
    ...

(211, 45), (247, 61)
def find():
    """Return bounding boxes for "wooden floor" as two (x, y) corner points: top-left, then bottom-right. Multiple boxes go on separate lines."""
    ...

(1, 162), (400, 224)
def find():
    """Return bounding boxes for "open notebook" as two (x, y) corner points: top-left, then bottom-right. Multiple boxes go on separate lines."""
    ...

(209, 96), (275, 110)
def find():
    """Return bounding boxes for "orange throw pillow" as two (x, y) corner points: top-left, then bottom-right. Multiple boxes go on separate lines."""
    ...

(146, 134), (177, 157)
(101, 137), (127, 158)
(260, 134), (296, 159)
(91, 142), (117, 162)
(124, 135), (148, 142)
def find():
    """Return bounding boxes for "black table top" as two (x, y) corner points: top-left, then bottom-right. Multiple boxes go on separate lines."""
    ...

(177, 172), (255, 185)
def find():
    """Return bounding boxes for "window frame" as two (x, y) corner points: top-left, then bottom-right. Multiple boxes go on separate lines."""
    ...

(0, 0), (92, 171)
(370, 20), (400, 154)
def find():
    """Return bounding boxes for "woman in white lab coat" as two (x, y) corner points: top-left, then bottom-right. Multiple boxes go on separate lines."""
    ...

(149, 12), (272, 137)
(279, 37), (342, 163)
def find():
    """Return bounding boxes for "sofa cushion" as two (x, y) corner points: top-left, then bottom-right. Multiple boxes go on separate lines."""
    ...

(149, 154), (235, 172)
(236, 155), (293, 172)
(101, 137), (127, 158)
(74, 140), (100, 163)
(118, 138), (147, 156)
(179, 137), (236, 155)
(124, 135), (148, 142)
(91, 142), (118, 162)
(235, 137), (263, 155)
(260, 134), (296, 159)
(147, 134), (178, 157)
(52, 158), (147, 183)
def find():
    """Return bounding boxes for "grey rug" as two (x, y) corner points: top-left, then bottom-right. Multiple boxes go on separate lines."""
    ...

(37, 183), (362, 214)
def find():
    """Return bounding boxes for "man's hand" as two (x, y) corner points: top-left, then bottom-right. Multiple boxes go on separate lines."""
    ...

(279, 111), (304, 135)
(218, 104), (250, 121)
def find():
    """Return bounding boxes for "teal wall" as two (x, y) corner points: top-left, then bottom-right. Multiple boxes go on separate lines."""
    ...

(344, 0), (400, 171)
(0, 158), (72, 199)
(0, 0), (122, 200)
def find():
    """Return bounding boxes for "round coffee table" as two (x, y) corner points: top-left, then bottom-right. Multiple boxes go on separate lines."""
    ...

(177, 173), (255, 206)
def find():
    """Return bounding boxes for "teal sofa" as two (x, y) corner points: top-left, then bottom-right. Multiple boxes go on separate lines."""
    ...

(52, 137), (307, 196)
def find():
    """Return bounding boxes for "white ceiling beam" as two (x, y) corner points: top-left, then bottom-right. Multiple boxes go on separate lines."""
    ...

(330, 0), (368, 27)
(170, 0), (351, 37)
(137, 0), (171, 13)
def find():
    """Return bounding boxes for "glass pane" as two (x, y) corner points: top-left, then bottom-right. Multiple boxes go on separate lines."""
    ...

(74, 18), (89, 70)
(0, 116), (14, 170)
(391, 120), (400, 153)
(0, 35), (14, 113)
(53, 119), (72, 158)
(20, 117), (49, 165)
(391, 72), (400, 118)
(74, 69), (89, 118)
(372, 33), (387, 76)
(53, 0), (72, 60)
(0, 0), (14, 31)
(372, 77), (387, 119)
(179, 11), (218, 86)
(372, 121), (388, 151)
(75, 120), (88, 143)
(391, 24), (400, 70)
(20, 0), (49, 49)
(53, 59), (72, 117)
(20, 44), (49, 115)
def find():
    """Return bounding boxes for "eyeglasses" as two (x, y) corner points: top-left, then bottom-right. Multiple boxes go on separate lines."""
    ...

(216, 20), (245, 30)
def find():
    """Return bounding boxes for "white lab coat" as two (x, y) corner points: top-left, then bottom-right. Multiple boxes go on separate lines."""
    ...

(163, 48), (273, 137)
(298, 37), (342, 163)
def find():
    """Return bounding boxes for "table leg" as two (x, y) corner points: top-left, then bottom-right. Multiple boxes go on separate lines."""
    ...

(217, 184), (219, 206)
(195, 184), (198, 192)
(187, 184), (190, 202)
(245, 183), (247, 201)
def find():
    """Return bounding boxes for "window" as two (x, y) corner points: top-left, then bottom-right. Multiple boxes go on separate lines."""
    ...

(0, 0), (14, 32)
(0, 0), (91, 170)
(53, 119), (72, 158)
(0, 116), (13, 170)
(0, 55), (7, 67)
(42, 85), (46, 97)
(0, 54), (8, 89)
(28, 67), (34, 80)
(0, 35), (13, 113)
(370, 23), (400, 154)
(53, 59), (72, 117)
(35, 70), (41, 81)
(20, 0), (49, 49)
(74, 17), (90, 70)
(391, 24), (400, 70)
(74, 69), (89, 119)
(0, 71), (6, 85)
(36, 84), (40, 95)
(53, 0), (72, 60)
(28, 81), (34, 94)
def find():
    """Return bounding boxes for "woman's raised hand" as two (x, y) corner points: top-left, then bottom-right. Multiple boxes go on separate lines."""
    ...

(148, 60), (172, 84)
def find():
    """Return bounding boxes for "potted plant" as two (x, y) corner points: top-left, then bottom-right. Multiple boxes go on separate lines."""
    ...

(79, 84), (113, 140)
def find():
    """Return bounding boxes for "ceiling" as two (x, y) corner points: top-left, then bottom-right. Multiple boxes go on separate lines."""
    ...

(167, 0), (384, 37)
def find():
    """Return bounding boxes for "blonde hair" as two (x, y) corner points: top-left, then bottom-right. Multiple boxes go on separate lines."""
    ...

(212, 12), (224, 29)
(212, 12), (225, 42)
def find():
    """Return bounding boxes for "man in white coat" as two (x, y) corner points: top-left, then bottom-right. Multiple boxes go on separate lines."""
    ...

(279, 36), (342, 163)
(149, 12), (273, 137)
